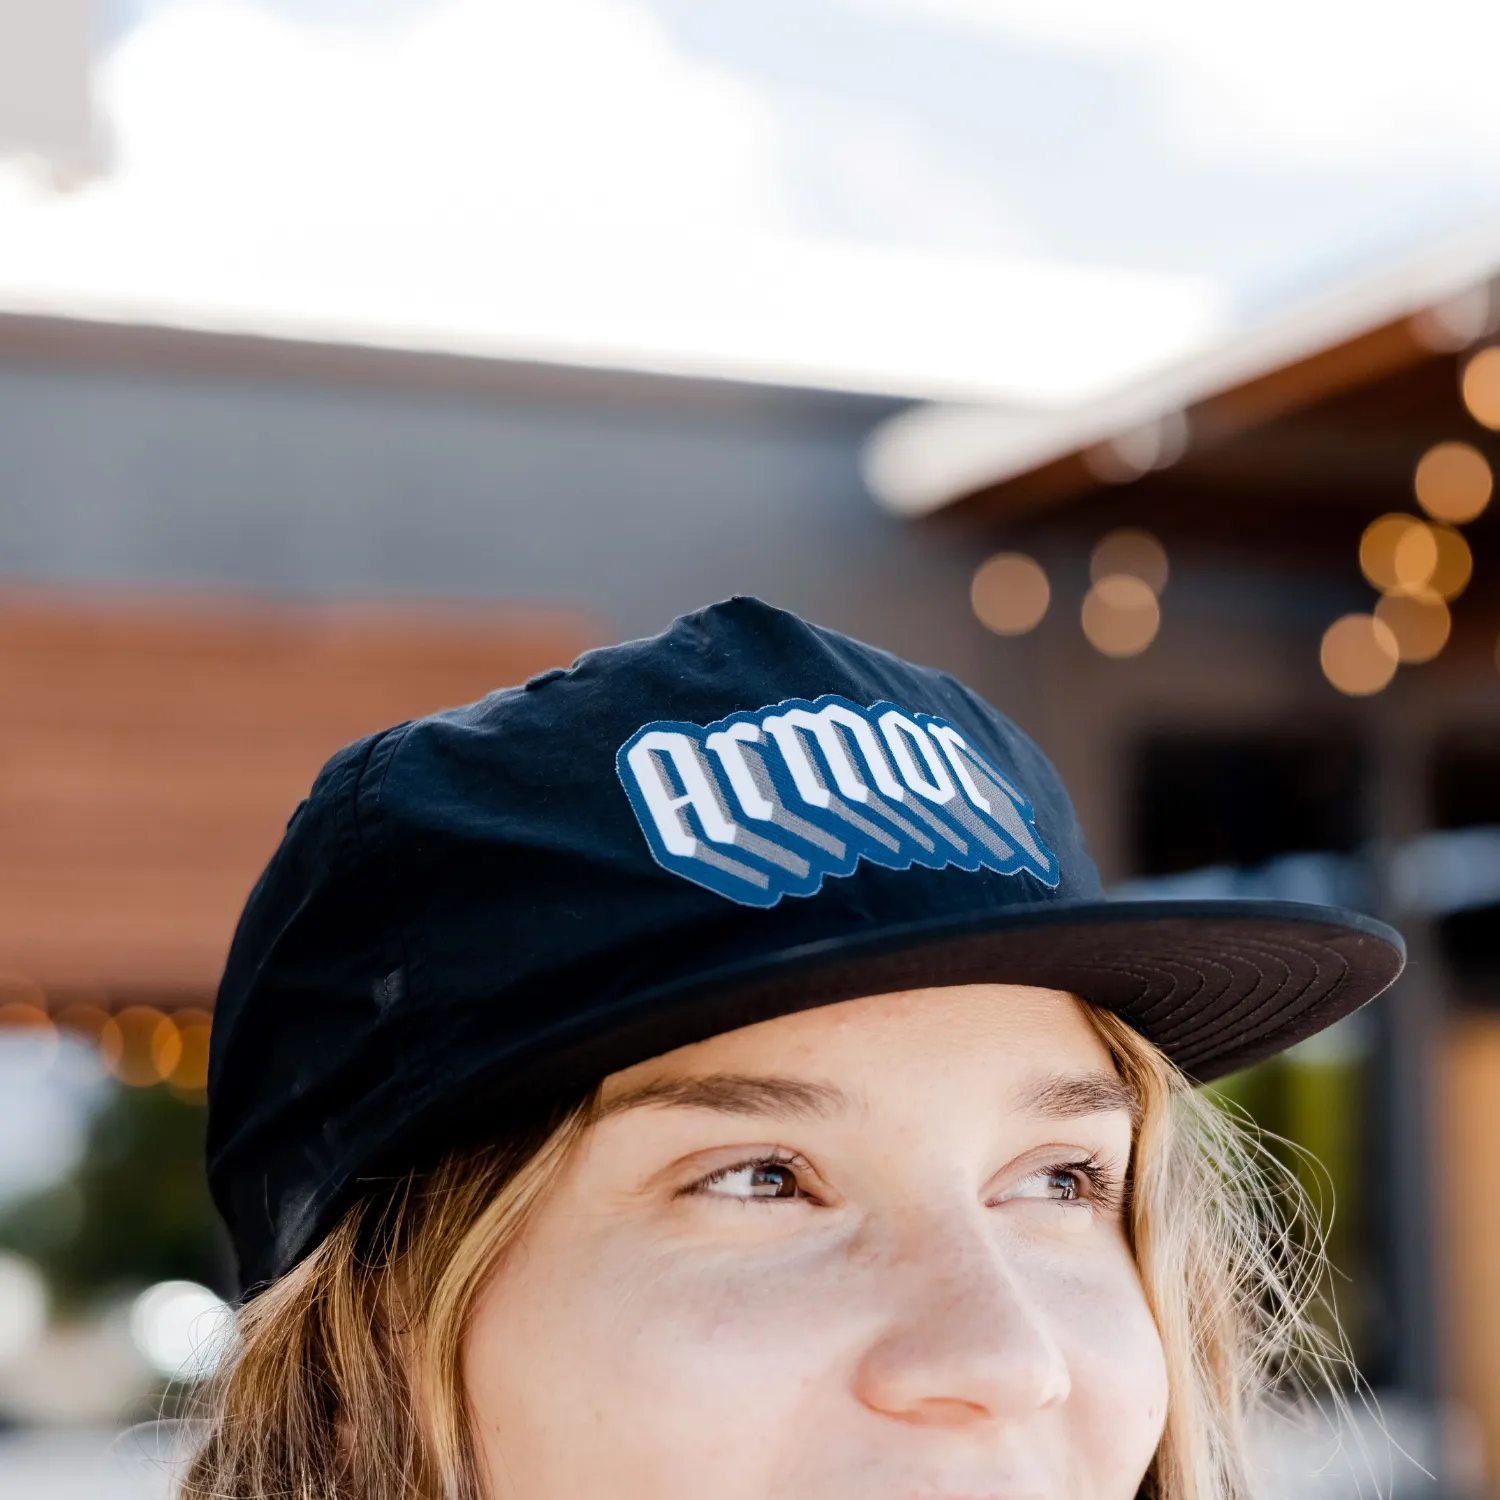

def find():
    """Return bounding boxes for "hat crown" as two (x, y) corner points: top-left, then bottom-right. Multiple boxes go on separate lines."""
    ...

(218, 598), (1247, 1291)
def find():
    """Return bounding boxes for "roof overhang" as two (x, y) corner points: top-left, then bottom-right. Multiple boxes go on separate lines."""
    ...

(865, 220), (1500, 521)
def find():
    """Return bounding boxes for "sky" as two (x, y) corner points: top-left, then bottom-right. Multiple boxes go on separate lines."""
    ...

(4, 0), (1500, 400)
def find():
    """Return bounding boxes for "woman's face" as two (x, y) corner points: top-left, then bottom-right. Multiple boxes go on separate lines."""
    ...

(464, 984), (1168, 1500)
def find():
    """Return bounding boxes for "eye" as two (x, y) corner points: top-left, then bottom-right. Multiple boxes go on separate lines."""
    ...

(995, 1155), (1119, 1211)
(1004, 1166), (1087, 1203)
(691, 1153), (807, 1202)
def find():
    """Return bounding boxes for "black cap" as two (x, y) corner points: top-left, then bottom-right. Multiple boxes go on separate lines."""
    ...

(209, 597), (1403, 1290)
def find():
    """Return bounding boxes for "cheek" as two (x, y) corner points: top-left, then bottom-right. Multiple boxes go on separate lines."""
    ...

(464, 1230), (847, 1500)
(1014, 1236), (1169, 1484)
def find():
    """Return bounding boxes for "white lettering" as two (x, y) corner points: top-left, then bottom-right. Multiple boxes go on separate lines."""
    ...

(879, 711), (956, 803)
(626, 731), (739, 855)
(705, 722), (774, 820)
(926, 723), (992, 814)
(763, 705), (905, 808)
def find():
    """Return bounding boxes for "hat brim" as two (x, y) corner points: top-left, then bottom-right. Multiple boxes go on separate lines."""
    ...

(281, 899), (1400, 1286)
(546, 899), (1404, 1088)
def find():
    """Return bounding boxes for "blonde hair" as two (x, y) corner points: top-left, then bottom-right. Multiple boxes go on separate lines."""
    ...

(181, 1005), (1344, 1500)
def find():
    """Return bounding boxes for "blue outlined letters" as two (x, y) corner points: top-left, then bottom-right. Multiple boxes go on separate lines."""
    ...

(617, 694), (1060, 907)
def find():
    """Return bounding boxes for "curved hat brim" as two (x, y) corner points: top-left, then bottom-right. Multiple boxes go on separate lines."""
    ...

(270, 898), (1401, 1285)
(560, 898), (1404, 1086)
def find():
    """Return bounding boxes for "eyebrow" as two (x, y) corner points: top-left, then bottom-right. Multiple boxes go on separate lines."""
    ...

(598, 1072), (850, 1122)
(1020, 1071), (1142, 1127)
(599, 1067), (1139, 1129)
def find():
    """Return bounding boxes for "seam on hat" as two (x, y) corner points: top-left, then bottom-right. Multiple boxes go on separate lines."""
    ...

(351, 719), (419, 858)
(354, 719), (425, 1021)
(311, 734), (385, 876)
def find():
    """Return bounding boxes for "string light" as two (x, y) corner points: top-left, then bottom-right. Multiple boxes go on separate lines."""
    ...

(1082, 414), (1189, 483)
(2, 994), (216, 1093)
(1374, 589), (1451, 663)
(56, 1004), (125, 1072)
(0, 1000), (58, 1079)
(0, 1001), (49, 1032)
(1414, 441), (1492, 524)
(1321, 614), (1398, 696)
(112, 1006), (178, 1088)
(1360, 514), (1425, 591)
(1082, 574), (1160, 657)
(1391, 523), (1439, 590)
(170, 1008), (214, 1097)
(1090, 528), (1169, 594)
(971, 553), (1050, 635)
(1426, 525), (1473, 600)
(1461, 346), (1500, 429)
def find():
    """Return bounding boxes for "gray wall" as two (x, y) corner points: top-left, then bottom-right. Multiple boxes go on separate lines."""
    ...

(0, 321), (1401, 880)
(0, 329), (1010, 696)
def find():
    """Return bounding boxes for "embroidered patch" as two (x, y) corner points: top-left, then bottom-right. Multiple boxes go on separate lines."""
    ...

(616, 694), (1060, 907)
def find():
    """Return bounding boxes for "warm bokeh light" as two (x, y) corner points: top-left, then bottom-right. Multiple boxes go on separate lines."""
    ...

(112, 1005), (178, 1087)
(55, 1003), (125, 1072)
(1428, 524), (1474, 600)
(170, 1007), (214, 1096)
(1374, 588), (1451, 663)
(1089, 527), (1169, 595)
(1081, 573), (1160, 657)
(1391, 521), (1439, 590)
(0, 998), (59, 1080)
(1359, 513), (1424, 592)
(1414, 441), (1493, 524)
(1321, 613), (1399, 696)
(0, 1000), (51, 1035)
(1461, 346), (1500, 429)
(1362, 510), (1440, 591)
(970, 552), (1050, 635)
(151, 1013), (184, 1081)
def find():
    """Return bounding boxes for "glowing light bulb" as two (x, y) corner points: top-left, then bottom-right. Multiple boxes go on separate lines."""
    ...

(1461, 347), (1500, 429)
(1427, 525), (1473, 601)
(970, 553), (1050, 636)
(1089, 528), (1169, 595)
(111, 1006), (180, 1087)
(1360, 513), (1441, 592)
(1414, 441), (1492, 524)
(1321, 614), (1398, 696)
(1081, 574), (1160, 657)
(1374, 588), (1450, 664)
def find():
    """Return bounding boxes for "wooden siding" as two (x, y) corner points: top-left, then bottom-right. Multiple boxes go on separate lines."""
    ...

(0, 590), (601, 998)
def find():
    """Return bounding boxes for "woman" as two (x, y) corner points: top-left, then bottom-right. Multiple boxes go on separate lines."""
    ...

(186, 598), (1402, 1499)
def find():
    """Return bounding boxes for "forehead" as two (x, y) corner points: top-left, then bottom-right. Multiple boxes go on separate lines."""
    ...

(602, 984), (1112, 1100)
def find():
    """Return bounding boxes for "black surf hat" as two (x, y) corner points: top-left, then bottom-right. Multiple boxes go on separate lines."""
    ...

(209, 596), (1403, 1289)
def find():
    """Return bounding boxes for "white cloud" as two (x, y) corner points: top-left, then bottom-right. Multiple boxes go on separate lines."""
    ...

(846, 0), (1500, 167)
(103, 0), (787, 233)
(0, 0), (1225, 403)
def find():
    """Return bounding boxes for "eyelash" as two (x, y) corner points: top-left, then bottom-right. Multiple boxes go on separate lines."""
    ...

(1035, 1153), (1125, 1215)
(684, 1150), (1126, 1212)
(685, 1149), (811, 1202)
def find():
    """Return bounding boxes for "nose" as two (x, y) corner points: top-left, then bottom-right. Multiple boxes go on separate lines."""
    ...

(852, 1215), (1071, 1429)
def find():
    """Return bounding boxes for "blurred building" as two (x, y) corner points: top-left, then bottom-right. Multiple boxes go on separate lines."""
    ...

(0, 307), (1003, 1000)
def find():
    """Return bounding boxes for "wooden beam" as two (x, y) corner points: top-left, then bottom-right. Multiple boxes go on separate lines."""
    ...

(943, 315), (1443, 526)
